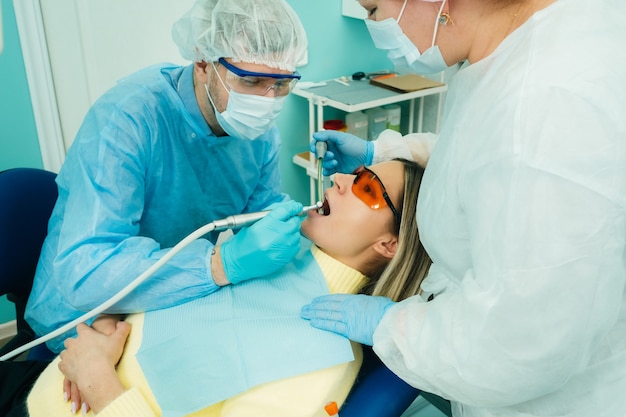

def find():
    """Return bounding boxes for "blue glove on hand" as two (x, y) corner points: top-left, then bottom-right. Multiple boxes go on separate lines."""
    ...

(220, 200), (303, 284)
(301, 294), (394, 346)
(310, 130), (374, 176)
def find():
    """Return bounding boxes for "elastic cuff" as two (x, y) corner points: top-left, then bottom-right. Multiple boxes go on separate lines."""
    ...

(365, 141), (375, 166)
(219, 240), (241, 285)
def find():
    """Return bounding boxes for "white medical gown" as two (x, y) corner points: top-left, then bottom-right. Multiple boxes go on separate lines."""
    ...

(373, 0), (626, 416)
(25, 64), (287, 352)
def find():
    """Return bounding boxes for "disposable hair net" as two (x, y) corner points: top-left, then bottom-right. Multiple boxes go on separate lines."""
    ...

(172, 0), (308, 72)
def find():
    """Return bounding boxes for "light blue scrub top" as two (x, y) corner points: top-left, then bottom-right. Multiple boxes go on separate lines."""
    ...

(25, 63), (287, 352)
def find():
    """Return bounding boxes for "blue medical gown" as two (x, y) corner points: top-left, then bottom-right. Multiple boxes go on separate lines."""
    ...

(25, 64), (288, 352)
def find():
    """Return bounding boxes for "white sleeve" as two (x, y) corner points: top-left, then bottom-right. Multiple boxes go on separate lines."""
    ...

(372, 130), (438, 167)
(374, 163), (626, 407)
(373, 86), (626, 408)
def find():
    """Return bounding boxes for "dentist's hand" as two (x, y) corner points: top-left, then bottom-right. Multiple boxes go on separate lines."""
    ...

(301, 294), (394, 346)
(310, 130), (374, 176)
(220, 200), (303, 285)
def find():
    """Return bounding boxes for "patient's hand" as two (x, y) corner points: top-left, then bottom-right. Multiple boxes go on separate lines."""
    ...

(59, 320), (131, 414)
(92, 314), (125, 335)
(63, 314), (125, 413)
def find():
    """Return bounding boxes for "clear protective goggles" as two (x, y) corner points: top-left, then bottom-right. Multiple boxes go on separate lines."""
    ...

(218, 58), (301, 97)
(352, 165), (401, 229)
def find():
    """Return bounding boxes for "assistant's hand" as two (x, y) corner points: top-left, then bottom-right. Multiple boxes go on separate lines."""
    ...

(301, 294), (394, 346)
(310, 130), (374, 176)
(220, 200), (303, 284)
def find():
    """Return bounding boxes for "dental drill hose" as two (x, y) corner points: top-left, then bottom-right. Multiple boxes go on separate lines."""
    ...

(0, 222), (217, 361)
(0, 202), (322, 361)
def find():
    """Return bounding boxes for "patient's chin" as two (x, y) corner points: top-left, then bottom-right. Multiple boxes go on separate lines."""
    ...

(300, 219), (314, 240)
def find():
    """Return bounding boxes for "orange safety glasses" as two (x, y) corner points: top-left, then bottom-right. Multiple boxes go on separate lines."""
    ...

(351, 165), (401, 229)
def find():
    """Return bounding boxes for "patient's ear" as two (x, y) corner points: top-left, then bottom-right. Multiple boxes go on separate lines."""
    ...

(373, 235), (398, 260)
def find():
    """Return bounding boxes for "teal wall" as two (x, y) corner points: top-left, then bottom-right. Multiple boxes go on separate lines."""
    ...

(277, 0), (390, 205)
(0, 0), (44, 324)
(0, 1), (389, 324)
(0, 0), (42, 172)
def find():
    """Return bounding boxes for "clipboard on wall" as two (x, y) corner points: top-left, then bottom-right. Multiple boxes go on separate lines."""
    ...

(369, 73), (444, 93)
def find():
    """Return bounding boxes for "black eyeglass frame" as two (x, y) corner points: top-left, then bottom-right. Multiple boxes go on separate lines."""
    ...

(352, 165), (402, 229)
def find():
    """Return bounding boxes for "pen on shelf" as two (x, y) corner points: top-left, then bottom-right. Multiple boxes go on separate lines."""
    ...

(332, 77), (350, 86)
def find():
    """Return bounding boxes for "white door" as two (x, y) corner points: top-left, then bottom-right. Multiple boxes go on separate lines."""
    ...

(14, 0), (194, 172)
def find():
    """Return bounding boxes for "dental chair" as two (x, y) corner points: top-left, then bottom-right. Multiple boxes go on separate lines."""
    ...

(0, 167), (58, 360)
(339, 345), (421, 416)
(339, 345), (453, 417)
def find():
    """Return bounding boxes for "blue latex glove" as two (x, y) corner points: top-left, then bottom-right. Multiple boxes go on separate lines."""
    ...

(310, 130), (374, 176)
(301, 294), (394, 346)
(220, 200), (303, 284)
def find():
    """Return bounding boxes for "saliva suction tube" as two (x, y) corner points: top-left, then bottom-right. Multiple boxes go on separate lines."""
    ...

(315, 141), (328, 214)
(0, 202), (322, 361)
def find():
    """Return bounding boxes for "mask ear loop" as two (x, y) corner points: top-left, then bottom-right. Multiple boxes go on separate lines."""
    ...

(431, 0), (448, 47)
(396, 0), (409, 22)
(204, 63), (230, 118)
(210, 61), (231, 95)
(203, 83), (218, 112)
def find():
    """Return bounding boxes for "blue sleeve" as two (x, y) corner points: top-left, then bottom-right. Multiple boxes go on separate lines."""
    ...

(39, 101), (220, 315)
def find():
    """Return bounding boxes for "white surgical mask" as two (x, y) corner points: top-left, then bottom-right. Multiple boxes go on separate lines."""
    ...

(204, 67), (285, 140)
(365, 0), (450, 75)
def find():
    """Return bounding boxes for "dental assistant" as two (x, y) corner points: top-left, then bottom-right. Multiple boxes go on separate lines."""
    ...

(303, 0), (626, 416)
(25, 0), (308, 354)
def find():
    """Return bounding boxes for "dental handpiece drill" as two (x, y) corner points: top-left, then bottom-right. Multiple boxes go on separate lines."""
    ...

(212, 202), (323, 231)
(315, 141), (328, 214)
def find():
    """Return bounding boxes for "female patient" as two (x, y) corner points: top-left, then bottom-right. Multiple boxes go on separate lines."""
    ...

(7, 159), (430, 417)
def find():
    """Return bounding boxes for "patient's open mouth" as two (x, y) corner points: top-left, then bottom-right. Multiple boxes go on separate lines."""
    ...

(321, 199), (330, 216)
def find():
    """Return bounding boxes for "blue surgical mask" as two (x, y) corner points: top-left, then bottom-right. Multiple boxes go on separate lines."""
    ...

(365, 0), (450, 75)
(204, 74), (285, 141)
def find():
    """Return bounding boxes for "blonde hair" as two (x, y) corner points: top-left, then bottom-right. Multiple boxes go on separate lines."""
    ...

(361, 159), (431, 302)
